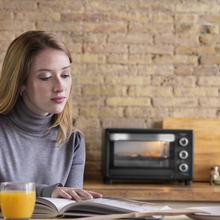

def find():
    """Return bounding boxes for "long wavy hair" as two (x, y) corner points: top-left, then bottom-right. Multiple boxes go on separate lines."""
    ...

(0, 31), (74, 144)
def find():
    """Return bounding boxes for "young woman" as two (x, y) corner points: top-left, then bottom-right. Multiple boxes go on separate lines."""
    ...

(0, 31), (102, 200)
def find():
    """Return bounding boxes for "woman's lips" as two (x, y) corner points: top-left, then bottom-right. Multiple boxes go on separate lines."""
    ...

(51, 97), (66, 104)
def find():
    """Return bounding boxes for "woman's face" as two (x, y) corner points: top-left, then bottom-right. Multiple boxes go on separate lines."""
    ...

(21, 48), (72, 115)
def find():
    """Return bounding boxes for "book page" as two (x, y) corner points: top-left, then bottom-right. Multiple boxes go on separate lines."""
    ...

(81, 197), (171, 212)
(36, 197), (76, 213)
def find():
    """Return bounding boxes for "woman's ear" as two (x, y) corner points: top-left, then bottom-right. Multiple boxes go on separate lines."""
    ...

(19, 86), (26, 96)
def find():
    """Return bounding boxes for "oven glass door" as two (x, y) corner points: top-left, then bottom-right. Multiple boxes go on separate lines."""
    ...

(110, 133), (175, 169)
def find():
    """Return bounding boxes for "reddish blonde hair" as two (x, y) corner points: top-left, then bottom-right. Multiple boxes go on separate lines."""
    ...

(0, 31), (74, 144)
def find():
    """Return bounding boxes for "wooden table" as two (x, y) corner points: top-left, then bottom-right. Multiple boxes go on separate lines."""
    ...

(33, 217), (190, 220)
(84, 180), (220, 201)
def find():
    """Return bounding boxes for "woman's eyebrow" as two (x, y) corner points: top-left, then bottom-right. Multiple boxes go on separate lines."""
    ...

(36, 65), (71, 73)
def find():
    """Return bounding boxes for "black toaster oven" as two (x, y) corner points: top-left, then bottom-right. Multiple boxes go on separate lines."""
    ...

(102, 128), (194, 185)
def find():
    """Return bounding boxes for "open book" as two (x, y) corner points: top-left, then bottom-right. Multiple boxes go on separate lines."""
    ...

(33, 197), (208, 219)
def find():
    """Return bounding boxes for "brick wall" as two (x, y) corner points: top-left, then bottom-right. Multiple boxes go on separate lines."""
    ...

(1, 0), (220, 179)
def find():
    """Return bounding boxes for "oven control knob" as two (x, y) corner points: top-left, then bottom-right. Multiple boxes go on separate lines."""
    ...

(179, 150), (189, 159)
(179, 163), (189, 172)
(179, 137), (189, 147)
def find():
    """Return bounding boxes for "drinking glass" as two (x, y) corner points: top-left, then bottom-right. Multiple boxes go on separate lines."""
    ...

(0, 182), (36, 219)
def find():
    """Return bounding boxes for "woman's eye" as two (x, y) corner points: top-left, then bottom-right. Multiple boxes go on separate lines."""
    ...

(62, 73), (70, 78)
(39, 76), (51, 81)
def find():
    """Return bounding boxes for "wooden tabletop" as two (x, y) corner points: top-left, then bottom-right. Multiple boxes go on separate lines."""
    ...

(84, 179), (220, 201)
(32, 217), (190, 220)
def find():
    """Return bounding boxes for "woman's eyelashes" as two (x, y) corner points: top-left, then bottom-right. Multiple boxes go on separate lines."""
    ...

(61, 72), (70, 79)
(38, 72), (70, 81)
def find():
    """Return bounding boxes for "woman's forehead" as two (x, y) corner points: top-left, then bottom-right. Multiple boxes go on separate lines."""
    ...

(31, 48), (70, 71)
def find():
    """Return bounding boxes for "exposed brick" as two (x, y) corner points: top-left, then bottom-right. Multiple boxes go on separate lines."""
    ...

(80, 106), (124, 119)
(105, 75), (151, 85)
(157, 33), (201, 47)
(174, 65), (194, 75)
(128, 54), (152, 64)
(125, 107), (170, 118)
(36, 21), (83, 32)
(151, 14), (174, 23)
(199, 98), (220, 107)
(61, 13), (109, 23)
(83, 22), (127, 33)
(175, 14), (198, 23)
(79, 106), (99, 118)
(107, 54), (152, 65)
(154, 65), (174, 75)
(172, 108), (216, 118)
(102, 118), (146, 128)
(128, 86), (173, 97)
(174, 34), (199, 46)
(152, 76), (196, 87)
(176, 2), (211, 13)
(0, 10), (13, 20)
(73, 53), (106, 64)
(98, 107), (124, 118)
(38, 0), (85, 12)
(200, 55), (220, 65)
(153, 55), (198, 65)
(83, 42), (128, 54)
(106, 97), (151, 107)
(1, 0), (220, 179)
(153, 97), (198, 107)
(198, 76), (220, 86)
(77, 73), (104, 85)
(129, 44), (173, 55)
(129, 0), (176, 12)
(14, 10), (61, 21)
(75, 96), (105, 106)
(199, 34), (220, 45)
(108, 33), (152, 44)
(83, 64), (129, 75)
(175, 46), (215, 55)
(82, 85), (127, 96)
(175, 24), (200, 34)
(0, 31), (14, 41)
(86, 149), (101, 161)
(0, 20), (35, 31)
(174, 87), (218, 97)
(129, 22), (174, 33)
(0, 0), (37, 10)
(201, 15), (220, 24)
(128, 65), (154, 75)
(200, 25), (219, 34)
(68, 43), (82, 53)
(193, 65), (218, 75)
(84, 0), (129, 12)
(62, 11), (149, 23)
(75, 118), (101, 130)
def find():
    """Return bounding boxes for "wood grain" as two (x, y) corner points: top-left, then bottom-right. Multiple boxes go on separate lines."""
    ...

(84, 180), (220, 201)
(163, 118), (220, 182)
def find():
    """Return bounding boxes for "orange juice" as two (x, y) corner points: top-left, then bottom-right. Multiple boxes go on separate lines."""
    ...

(1, 191), (36, 219)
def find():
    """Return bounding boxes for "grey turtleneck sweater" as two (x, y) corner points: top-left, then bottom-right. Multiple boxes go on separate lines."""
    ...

(0, 99), (85, 197)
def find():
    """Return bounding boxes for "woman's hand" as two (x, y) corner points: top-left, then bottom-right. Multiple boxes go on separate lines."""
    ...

(51, 187), (103, 201)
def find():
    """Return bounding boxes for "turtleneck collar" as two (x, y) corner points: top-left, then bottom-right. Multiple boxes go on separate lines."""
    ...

(8, 98), (54, 136)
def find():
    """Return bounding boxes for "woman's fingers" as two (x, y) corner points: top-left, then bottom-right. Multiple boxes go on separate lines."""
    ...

(52, 187), (72, 199)
(87, 190), (103, 198)
(74, 189), (94, 200)
(52, 187), (103, 201)
(66, 189), (82, 201)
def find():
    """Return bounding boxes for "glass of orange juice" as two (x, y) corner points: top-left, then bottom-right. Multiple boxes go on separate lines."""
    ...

(0, 182), (36, 219)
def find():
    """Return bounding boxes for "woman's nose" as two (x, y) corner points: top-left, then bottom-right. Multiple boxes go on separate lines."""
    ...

(53, 78), (64, 93)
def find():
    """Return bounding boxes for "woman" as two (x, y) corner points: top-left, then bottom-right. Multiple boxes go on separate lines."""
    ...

(0, 31), (102, 200)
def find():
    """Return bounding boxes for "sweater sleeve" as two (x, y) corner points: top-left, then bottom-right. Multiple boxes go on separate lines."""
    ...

(36, 183), (63, 197)
(65, 131), (86, 188)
